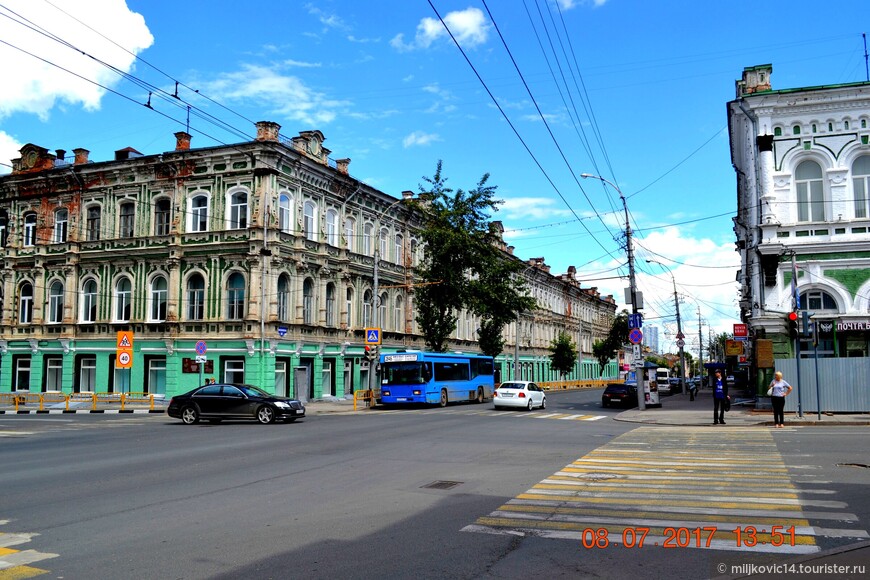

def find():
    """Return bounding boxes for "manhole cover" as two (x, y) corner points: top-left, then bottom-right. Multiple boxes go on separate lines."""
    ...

(421, 480), (463, 490)
(837, 463), (870, 469)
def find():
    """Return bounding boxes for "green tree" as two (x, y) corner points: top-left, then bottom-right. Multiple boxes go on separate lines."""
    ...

(413, 161), (534, 354)
(549, 331), (577, 381)
(592, 311), (629, 376)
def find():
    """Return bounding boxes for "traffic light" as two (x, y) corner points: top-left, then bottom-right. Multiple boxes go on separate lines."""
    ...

(364, 345), (375, 361)
(787, 311), (799, 340)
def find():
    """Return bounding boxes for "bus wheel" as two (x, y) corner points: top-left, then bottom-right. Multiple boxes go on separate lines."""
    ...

(439, 389), (448, 407)
(476, 388), (484, 404)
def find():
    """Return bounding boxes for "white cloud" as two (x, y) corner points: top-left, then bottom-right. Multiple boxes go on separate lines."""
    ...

(0, 131), (23, 174)
(501, 197), (574, 221)
(391, 7), (489, 52)
(0, 0), (153, 121)
(200, 64), (349, 126)
(402, 131), (441, 148)
(284, 59), (321, 68)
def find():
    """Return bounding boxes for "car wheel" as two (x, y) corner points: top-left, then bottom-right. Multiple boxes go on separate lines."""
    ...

(541, 397), (546, 410)
(181, 406), (199, 425)
(439, 389), (448, 408)
(476, 387), (484, 404)
(527, 399), (533, 412)
(256, 405), (276, 424)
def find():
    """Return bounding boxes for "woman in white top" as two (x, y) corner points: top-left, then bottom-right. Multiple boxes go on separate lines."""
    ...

(768, 371), (793, 428)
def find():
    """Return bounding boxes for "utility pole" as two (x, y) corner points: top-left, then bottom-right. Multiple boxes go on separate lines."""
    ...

(580, 173), (644, 410)
(646, 259), (685, 395)
(698, 307), (704, 378)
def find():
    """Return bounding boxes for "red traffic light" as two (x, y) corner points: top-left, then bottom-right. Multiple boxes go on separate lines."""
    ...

(787, 311), (798, 321)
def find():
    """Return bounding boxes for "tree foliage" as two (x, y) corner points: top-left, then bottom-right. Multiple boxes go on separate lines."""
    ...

(592, 311), (629, 376)
(413, 161), (535, 354)
(549, 331), (577, 379)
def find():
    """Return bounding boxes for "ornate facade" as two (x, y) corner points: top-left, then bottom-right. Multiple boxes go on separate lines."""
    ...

(0, 123), (616, 399)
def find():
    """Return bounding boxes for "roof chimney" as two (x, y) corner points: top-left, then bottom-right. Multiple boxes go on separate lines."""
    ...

(255, 121), (281, 142)
(73, 148), (89, 165)
(336, 158), (350, 175)
(174, 131), (191, 151)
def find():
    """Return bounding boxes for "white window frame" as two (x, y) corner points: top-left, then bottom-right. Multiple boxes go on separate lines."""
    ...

(303, 201), (317, 241)
(19, 282), (33, 324)
(279, 193), (292, 233)
(114, 277), (132, 322)
(226, 273), (246, 320)
(344, 217), (355, 251)
(228, 188), (249, 229)
(81, 279), (98, 323)
(189, 193), (209, 233)
(187, 274), (205, 321)
(149, 276), (168, 322)
(53, 208), (68, 243)
(326, 209), (339, 246)
(23, 212), (36, 247)
(48, 280), (64, 324)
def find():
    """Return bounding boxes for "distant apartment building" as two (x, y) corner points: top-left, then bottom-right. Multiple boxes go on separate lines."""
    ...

(643, 325), (660, 354)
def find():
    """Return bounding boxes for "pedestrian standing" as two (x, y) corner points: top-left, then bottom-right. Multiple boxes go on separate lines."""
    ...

(712, 370), (729, 425)
(767, 371), (793, 428)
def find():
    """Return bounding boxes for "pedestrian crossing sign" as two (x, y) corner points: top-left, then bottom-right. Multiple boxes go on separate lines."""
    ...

(365, 328), (381, 345)
(116, 331), (134, 349)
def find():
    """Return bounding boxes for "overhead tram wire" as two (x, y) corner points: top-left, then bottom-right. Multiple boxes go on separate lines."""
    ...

(480, 0), (619, 241)
(425, 0), (618, 260)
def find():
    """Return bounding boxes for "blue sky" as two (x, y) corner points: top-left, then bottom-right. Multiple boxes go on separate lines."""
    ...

(1, 0), (868, 355)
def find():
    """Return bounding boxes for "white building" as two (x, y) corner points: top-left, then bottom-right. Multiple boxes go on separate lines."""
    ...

(643, 326), (660, 354)
(729, 64), (870, 390)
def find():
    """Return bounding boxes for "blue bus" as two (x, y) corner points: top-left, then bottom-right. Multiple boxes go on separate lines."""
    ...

(379, 351), (495, 406)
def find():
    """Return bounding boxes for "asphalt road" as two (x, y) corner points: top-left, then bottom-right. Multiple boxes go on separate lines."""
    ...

(1, 388), (867, 580)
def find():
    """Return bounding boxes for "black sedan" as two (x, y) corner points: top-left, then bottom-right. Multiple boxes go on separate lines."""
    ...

(168, 383), (305, 424)
(601, 382), (638, 408)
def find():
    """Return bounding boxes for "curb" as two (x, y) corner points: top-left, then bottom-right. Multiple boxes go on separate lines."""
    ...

(0, 409), (165, 415)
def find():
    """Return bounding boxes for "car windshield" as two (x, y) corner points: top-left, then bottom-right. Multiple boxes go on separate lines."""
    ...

(382, 362), (431, 386)
(236, 384), (270, 398)
(498, 383), (525, 390)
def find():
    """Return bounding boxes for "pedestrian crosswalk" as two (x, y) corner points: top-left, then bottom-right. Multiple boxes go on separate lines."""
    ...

(374, 407), (606, 421)
(0, 522), (57, 578)
(462, 427), (868, 554)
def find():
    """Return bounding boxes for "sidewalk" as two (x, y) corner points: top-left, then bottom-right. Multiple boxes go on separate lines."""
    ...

(614, 388), (870, 427)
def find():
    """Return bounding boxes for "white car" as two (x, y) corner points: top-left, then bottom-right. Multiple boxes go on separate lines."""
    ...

(493, 381), (546, 411)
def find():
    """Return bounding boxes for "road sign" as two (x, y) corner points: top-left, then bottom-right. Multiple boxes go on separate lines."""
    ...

(676, 338), (685, 348)
(733, 323), (748, 338)
(632, 344), (642, 359)
(277, 326), (288, 337)
(195, 340), (208, 355)
(628, 328), (643, 345)
(628, 313), (643, 329)
(675, 331), (685, 340)
(365, 328), (381, 345)
(195, 355), (207, 364)
(117, 350), (133, 369)
(117, 331), (134, 349)
(633, 359), (645, 369)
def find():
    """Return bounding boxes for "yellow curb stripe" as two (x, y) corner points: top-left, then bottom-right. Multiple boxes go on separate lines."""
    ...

(531, 483), (800, 499)
(516, 493), (805, 511)
(0, 567), (49, 580)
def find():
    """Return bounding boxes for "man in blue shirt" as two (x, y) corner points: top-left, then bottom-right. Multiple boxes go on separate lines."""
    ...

(712, 370), (729, 425)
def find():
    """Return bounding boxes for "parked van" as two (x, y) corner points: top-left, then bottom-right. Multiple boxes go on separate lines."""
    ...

(655, 368), (671, 395)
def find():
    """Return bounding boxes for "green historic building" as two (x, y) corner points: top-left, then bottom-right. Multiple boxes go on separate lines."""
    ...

(0, 122), (617, 400)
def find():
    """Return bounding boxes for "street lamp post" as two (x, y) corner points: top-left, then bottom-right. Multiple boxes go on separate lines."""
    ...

(369, 190), (415, 395)
(647, 259), (686, 396)
(580, 173), (645, 410)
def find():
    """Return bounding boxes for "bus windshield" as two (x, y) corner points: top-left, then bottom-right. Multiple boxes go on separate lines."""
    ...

(382, 362), (431, 386)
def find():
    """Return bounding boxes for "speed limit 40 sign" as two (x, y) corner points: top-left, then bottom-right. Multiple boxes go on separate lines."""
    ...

(117, 350), (133, 369)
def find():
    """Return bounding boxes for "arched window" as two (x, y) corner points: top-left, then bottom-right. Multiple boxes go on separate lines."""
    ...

(379, 292), (388, 328)
(186, 274), (205, 320)
(114, 277), (132, 322)
(279, 193), (292, 233)
(53, 208), (68, 243)
(23, 212), (37, 247)
(799, 290), (838, 311)
(345, 287), (353, 328)
(189, 194), (209, 232)
(774, 127), (782, 136)
(363, 223), (373, 256)
(82, 279), (98, 323)
(394, 295), (403, 332)
(303, 201), (317, 241)
(795, 160), (824, 222)
(150, 276), (168, 322)
(344, 217), (355, 251)
(325, 283), (336, 327)
(394, 234), (403, 264)
(154, 198), (171, 236)
(362, 289), (372, 327)
(277, 275), (291, 321)
(119, 202), (135, 238)
(229, 190), (248, 229)
(853, 155), (870, 219)
(302, 278), (314, 325)
(48, 280), (64, 323)
(226, 273), (245, 320)
(19, 282), (33, 324)
(379, 228), (388, 258)
(326, 209), (339, 246)
(0, 209), (7, 248)
(86, 206), (101, 241)
(792, 125), (801, 135)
